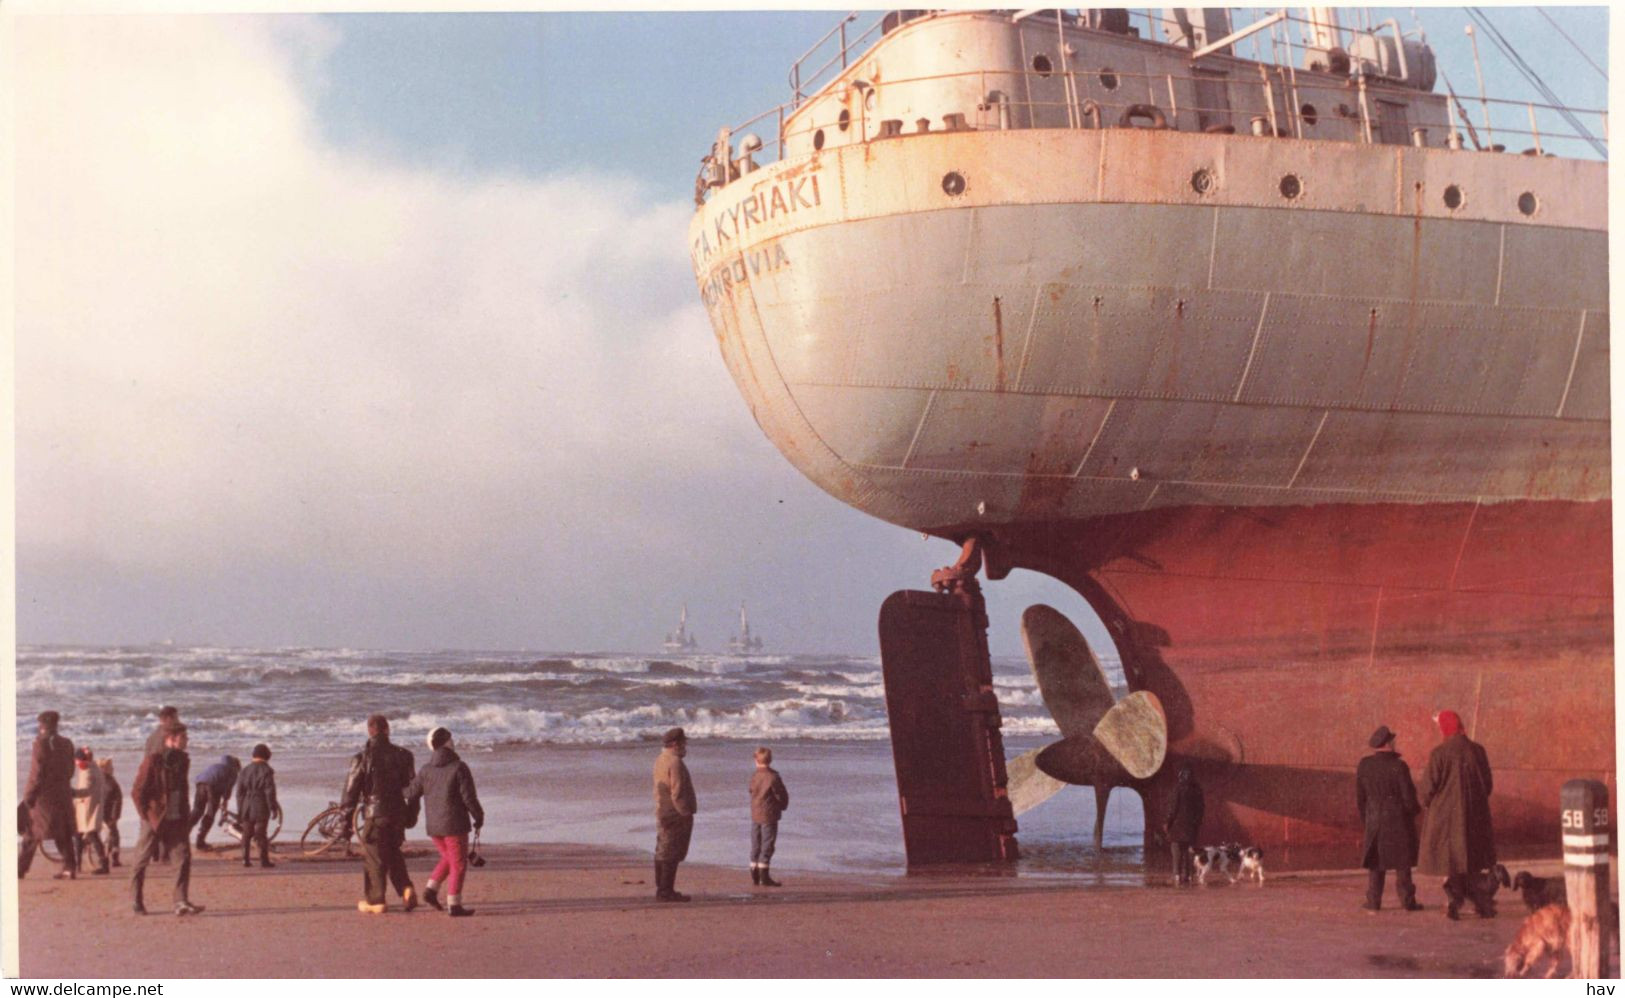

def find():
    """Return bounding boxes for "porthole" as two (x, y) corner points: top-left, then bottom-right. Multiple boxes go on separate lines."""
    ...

(1336, 103), (1354, 118)
(1443, 184), (1463, 210)
(1517, 191), (1538, 216)
(1279, 174), (1302, 200)
(838, 109), (851, 132)
(1099, 68), (1119, 91)
(942, 171), (967, 197)
(813, 129), (825, 151)
(1190, 168), (1215, 195)
(1300, 103), (1319, 127)
(1032, 54), (1053, 77)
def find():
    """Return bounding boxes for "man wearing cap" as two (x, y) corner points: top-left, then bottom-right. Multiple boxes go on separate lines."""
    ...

(652, 727), (698, 902)
(130, 724), (203, 916)
(19, 711), (77, 880)
(1356, 725), (1422, 912)
(1418, 708), (1496, 919)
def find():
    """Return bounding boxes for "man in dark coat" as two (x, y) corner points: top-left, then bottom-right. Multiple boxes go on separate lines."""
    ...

(652, 727), (698, 902)
(99, 758), (123, 867)
(130, 724), (203, 915)
(1418, 709), (1496, 920)
(342, 714), (419, 913)
(1163, 766), (1204, 886)
(235, 744), (280, 869)
(1357, 725), (1422, 912)
(190, 754), (241, 850)
(19, 711), (77, 880)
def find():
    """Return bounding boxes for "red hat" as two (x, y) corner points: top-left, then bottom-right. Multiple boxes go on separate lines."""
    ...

(1436, 709), (1463, 736)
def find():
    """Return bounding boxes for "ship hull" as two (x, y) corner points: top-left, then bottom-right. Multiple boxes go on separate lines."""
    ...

(692, 125), (1611, 862)
(988, 496), (1612, 863)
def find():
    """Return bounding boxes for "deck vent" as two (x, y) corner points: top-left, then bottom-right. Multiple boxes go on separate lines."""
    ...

(1279, 174), (1302, 200)
(942, 171), (967, 197)
(1099, 69), (1119, 90)
(1517, 191), (1538, 216)
(1033, 54), (1053, 77)
(943, 113), (969, 131)
(838, 109), (851, 132)
(879, 119), (904, 138)
(1443, 185), (1463, 210)
(1190, 168), (1215, 195)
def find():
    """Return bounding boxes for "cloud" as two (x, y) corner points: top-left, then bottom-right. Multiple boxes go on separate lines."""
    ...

(14, 13), (797, 643)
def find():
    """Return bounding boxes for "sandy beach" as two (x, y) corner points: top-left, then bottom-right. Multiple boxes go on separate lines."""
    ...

(18, 843), (1614, 978)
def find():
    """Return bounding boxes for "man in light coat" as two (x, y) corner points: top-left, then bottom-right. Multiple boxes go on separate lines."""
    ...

(1418, 709), (1496, 920)
(652, 727), (698, 902)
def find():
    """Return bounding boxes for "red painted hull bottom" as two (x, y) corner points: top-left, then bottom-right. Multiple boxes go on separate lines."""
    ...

(979, 499), (1615, 869)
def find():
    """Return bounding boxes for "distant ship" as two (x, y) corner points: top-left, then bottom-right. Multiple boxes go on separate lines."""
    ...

(727, 602), (764, 655)
(691, 8), (1610, 864)
(662, 604), (699, 652)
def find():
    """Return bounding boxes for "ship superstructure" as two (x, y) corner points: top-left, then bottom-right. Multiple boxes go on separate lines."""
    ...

(690, 8), (1610, 865)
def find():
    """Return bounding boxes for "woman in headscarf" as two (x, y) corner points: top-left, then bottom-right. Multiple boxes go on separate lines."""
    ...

(1418, 709), (1496, 919)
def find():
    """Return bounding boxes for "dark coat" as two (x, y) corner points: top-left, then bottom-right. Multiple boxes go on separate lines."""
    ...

(235, 760), (279, 821)
(22, 732), (75, 840)
(1164, 778), (1205, 843)
(1418, 732), (1495, 876)
(748, 766), (789, 824)
(103, 775), (123, 822)
(406, 748), (485, 838)
(342, 736), (418, 826)
(1357, 750), (1420, 870)
(132, 749), (190, 831)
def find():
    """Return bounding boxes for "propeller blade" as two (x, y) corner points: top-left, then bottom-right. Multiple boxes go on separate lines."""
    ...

(1021, 604), (1115, 738)
(1005, 746), (1068, 816)
(1092, 690), (1167, 780)
(1035, 734), (1130, 786)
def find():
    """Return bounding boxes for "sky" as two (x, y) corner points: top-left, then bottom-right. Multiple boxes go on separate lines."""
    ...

(8, 6), (1610, 657)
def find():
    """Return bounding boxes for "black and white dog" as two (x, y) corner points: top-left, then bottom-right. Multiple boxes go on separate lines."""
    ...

(1193, 843), (1266, 885)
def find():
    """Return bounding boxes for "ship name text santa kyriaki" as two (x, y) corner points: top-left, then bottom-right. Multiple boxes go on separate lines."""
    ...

(692, 175), (822, 264)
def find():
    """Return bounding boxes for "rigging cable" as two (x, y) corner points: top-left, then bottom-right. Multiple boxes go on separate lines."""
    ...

(1464, 7), (1606, 158)
(1537, 8), (1607, 82)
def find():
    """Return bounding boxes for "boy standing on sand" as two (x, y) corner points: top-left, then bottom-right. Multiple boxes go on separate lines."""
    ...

(652, 727), (697, 903)
(235, 744), (280, 869)
(747, 746), (789, 887)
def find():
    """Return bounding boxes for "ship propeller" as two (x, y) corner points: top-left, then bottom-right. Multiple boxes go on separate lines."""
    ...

(1005, 604), (1168, 849)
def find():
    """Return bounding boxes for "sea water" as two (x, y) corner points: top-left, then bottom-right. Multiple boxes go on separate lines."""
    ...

(15, 645), (1145, 874)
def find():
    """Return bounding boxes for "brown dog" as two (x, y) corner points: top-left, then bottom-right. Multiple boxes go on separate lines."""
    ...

(1503, 903), (1570, 979)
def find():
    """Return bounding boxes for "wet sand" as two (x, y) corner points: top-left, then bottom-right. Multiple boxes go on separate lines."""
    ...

(18, 844), (1614, 978)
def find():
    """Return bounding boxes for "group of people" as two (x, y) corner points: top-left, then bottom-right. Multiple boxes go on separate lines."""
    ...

(20, 707), (796, 919)
(1162, 708), (1499, 920)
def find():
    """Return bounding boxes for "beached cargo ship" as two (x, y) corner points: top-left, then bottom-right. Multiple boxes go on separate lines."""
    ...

(690, 8), (1610, 864)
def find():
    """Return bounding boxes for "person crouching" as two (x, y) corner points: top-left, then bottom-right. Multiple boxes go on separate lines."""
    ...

(407, 727), (484, 917)
(748, 746), (789, 887)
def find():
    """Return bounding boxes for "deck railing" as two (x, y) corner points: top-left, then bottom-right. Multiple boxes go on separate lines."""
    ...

(699, 58), (1606, 203)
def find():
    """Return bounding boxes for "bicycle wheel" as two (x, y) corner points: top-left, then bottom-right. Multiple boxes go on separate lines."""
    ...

(268, 811), (284, 842)
(300, 805), (347, 857)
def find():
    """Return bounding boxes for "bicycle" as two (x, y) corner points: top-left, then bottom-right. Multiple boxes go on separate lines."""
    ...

(300, 799), (370, 857)
(219, 806), (283, 846)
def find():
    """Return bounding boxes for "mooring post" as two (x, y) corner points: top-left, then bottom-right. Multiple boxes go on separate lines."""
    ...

(1561, 779), (1614, 978)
